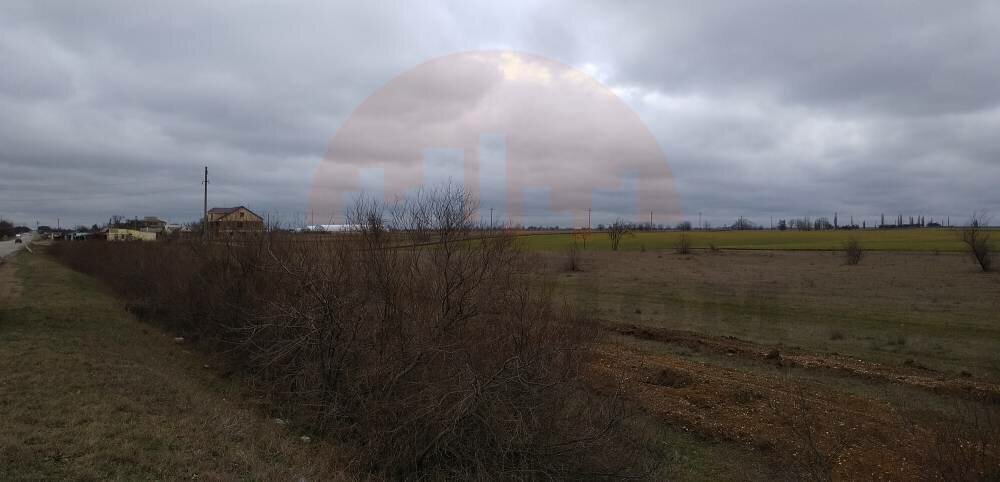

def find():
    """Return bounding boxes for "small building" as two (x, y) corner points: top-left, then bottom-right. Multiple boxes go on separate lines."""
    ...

(207, 206), (265, 235)
(301, 224), (361, 232)
(140, 216), (168, 233)
(107, 228), (157, 242)
(110, 216), (170, 233)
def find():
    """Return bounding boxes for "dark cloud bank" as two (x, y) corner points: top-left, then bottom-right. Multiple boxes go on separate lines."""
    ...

(1, 0), (998, 228)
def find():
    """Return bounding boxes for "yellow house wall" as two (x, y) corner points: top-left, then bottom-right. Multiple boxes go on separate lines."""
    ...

(107, 228), (157, 241)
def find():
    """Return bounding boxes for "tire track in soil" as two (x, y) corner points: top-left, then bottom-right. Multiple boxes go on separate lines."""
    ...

(588, 347), (927, 480)
(609, 323), (1000, 404)
(587, 331), (960, 479)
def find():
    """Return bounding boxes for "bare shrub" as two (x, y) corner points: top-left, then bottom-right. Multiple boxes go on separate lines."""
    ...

(882, 335), (907, 351)
(960, 210), (993, 272)
(926, 405), (1000, 480)
(900, 399), (1000, 480)
(771, 391), (849, 482)
(842, 237), (863, 265)
(606, 219), (633, 251)
(48, 186), (648, 478)
(565, 241), (583, 271)
(674, 232), (692, 255)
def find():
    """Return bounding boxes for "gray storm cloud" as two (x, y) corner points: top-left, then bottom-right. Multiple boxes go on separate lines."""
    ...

(1, 0), (998, 228)
(310, 51), (680, 227)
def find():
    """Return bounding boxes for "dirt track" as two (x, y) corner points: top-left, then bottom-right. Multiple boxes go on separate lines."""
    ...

(610, 323), (1000, 404)
(590, 321), (1000, 480)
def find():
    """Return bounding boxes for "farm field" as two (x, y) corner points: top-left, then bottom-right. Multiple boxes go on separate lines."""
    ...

(3, 245), (788, 480)
(542, 247), (1000, 479)
(9, 238), (1000, 479)
(517, 227), (987, 252)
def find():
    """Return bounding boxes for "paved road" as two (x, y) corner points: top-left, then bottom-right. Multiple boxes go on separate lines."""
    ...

(0, 232), (35, 259)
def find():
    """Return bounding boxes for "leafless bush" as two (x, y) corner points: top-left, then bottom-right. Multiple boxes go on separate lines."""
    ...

(48, 185), (648, 478)
(565, 241), (583, 271)
(926, 405), (1000, 480)
(900, 399), (1000, 481)
(674, 232), (692, 255)
(960, 210), (993, 272)
(770, 391), (849, 482)
(842, 237), (863, 265)
(606, 218), (632, 251)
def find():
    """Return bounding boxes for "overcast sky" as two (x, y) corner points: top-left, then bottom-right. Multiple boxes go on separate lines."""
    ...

(2, 0), (999, 228)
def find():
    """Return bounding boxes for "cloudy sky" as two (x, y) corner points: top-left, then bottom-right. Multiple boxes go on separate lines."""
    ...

(2, 0), (999, 228)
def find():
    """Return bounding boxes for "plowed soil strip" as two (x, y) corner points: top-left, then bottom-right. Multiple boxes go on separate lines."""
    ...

(588, 344), (932, 480)
(609, 322), (1000, 403)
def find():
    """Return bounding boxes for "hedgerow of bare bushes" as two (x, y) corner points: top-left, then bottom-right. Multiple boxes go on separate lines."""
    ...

(49, 187), (650, 479)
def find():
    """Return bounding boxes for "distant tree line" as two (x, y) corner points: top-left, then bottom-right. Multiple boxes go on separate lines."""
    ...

(0, 220), (13, 239)
(412, 212), (972, 233)
(0, 219), (31, 239)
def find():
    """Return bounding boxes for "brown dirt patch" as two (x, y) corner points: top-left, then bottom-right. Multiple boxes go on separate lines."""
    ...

(611, 323), (1000, 403)
(589, 344), (932, 480)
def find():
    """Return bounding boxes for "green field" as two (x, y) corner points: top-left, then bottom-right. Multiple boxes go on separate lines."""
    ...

(517, 228), (989, 252)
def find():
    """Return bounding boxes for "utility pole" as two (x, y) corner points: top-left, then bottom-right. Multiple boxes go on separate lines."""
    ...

(57, 218), (60, 230)
(587, 208), (592, 230)
(202, 166), (209, 239)
(650, 210), (653, 230)
(698, 212), (702, 230)
(490, 207), (494, 229)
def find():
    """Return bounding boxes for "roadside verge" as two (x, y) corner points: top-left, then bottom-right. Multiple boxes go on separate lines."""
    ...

(0, 253), (349, 480)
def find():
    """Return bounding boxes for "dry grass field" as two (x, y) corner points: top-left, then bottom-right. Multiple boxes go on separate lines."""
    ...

(4, 234), (999, 479)
(518, 228), (988, 252)
(0, 254), (350, 480)
(551, 249), (1000, 377)
(544, 247), (1000, 479)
